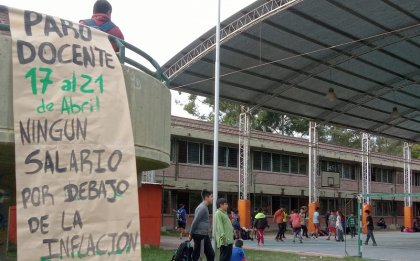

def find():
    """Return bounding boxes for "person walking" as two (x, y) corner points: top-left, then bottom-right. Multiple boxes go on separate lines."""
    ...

(189, 190), (215, 261)
(253, 209), (269, 246)
(215, 198), (234, 261)
(281, 209), (288, 240)
(273, 207), (285, 241)
(364, 209), (377, 246)
(336, 210), (344, 242)
(312, 207), (321, 238)
(347, 213), (356, 239)
(326, 210), (336, 240)
(80, 0), (124, 51)
(300, 207), (309, 238)
(290, 209), (303, 243)
(175, 204), (187, 239)
(324, 210), (330, 230)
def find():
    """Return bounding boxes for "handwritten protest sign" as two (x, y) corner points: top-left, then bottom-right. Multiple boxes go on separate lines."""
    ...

(8, 7), (141, 260)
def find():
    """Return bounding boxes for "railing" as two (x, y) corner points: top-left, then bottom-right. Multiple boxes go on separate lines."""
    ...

(0, 23), (170, 86)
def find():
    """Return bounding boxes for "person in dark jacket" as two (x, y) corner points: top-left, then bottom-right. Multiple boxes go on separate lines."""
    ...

(364, 209), (377, 246)
(80, 0), (124, 51)
(253, 209), (269, 246)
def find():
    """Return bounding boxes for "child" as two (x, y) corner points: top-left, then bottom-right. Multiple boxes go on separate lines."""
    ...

(230, 239), (247, 261)
(253, 208), (269, 246)
(290, 209), (303, 243)
(326, 210), (336, 240)
(347, 214), (356, 239)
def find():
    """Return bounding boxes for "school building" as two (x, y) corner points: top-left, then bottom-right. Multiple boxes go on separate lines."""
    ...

(155, 116), (420, 229)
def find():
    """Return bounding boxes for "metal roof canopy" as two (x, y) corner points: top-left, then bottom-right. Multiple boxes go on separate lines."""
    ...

(163, 0), (420, 143)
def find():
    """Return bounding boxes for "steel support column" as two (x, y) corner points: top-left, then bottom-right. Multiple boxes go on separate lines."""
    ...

(361, 133), (371, 234)
(308, 121), (319, 203)
(404, 142), (413, 229)
(238, 108), (252, 228)
(404, 142), (412, 207)
(361, 133), (371, 204)
(308, 121), (319, 234)
(239, 108), (251, 200)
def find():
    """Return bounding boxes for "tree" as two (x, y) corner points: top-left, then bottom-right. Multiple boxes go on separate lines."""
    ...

(179, 94), (314, 135)
(178, 94), (409, 156)
(411, 144), (420, 159)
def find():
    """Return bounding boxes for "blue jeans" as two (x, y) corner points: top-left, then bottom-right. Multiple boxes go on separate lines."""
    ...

(366, 228), (376, 244)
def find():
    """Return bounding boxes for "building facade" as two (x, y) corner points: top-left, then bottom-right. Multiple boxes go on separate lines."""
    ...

(155, 116), (420, 229)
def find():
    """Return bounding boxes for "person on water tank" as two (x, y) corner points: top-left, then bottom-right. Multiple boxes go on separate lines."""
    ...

(80, 0), (124, 51)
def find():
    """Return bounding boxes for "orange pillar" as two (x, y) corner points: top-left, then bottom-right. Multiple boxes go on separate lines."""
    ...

(308, 202), (319, 234)
(362, 204), (372, 234)
(404, 206), (413, 229)
(238, 199), (251, 228)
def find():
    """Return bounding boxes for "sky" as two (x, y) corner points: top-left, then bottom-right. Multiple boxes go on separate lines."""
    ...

(1, 0), (256, 118)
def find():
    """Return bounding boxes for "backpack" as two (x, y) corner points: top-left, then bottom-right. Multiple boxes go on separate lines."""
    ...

(171, 240), (193, 261)
(176, 209), (183, 223)
(83, 19), (116, 33)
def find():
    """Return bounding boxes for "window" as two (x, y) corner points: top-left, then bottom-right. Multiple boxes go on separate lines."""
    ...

(228, 147), (238, 168)
(262, 152), (272, 171)
(327, 162), (341, 173)
(203, 144), (213, 165)
(372, 167), (394, 183)
(178, 140), (187, 163)
(218, 147), (227, 167)
(342, 164), (356, 180)
(272, 154), (281, 172)
(253, 151), (262, 170)
(281, 155), (290, 173)
(374, 201), (393, 216)
(187, 142), (201, 164)
(320, 160), (328, 172)
(170, 139), (176, 163)
(299, 157), (308, 175)
(371, 167), (380, 182)
(396, 170), (404, 184)
(290, 156), (299, 174)
(413, 172), (420, 187)
(382, 169), (394, 184)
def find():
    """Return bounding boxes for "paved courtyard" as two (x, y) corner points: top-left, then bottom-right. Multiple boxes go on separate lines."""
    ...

(161, 231), (420, 260)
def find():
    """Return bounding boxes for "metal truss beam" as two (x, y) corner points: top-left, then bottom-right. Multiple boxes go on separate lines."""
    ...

(165, 0), (303, 79)
(361, 133), (371, 204)
(308, 121), (319, 203)
(404, 142), (412, 207)
(239, 108), (251, 200)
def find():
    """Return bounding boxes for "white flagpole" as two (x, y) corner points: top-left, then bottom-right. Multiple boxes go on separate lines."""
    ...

(212, 0), (221, 250)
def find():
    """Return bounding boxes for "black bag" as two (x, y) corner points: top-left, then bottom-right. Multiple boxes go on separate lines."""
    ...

(171, 240), (193, 261)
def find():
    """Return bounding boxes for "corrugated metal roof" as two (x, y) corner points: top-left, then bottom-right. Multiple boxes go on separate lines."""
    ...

(163, 0), (420, 142)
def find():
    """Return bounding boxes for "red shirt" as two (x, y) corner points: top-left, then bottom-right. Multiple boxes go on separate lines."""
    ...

(290, 213), (301, 228)
(80, 13), (124, 51)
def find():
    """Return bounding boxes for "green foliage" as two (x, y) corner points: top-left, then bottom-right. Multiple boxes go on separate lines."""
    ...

(372, 137), (403, 156)
(179, 94), (411, 156)
(412, 144), (420, 159)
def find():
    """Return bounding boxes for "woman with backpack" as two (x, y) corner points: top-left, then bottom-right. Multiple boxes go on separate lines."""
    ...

(174, 204), (187, 239)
